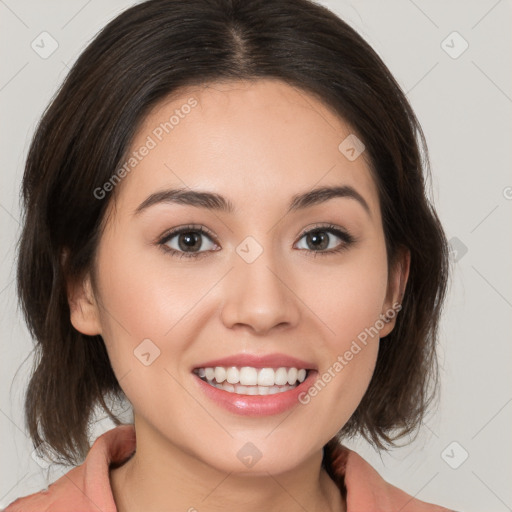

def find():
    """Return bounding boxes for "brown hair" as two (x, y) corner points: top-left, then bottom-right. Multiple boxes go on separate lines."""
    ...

(16, 0), (450, 466)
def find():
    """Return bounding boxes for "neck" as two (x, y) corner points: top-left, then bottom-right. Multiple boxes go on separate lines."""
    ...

(110, 418), (346, 512)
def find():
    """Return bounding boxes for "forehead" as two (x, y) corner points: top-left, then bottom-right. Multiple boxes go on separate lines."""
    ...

(109, 78), (379, 221)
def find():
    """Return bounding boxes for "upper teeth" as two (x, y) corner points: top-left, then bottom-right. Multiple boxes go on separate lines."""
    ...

(195, 366), (308, 386)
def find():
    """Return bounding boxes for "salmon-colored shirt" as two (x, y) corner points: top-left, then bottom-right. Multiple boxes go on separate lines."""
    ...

(4, 424), (455, 511)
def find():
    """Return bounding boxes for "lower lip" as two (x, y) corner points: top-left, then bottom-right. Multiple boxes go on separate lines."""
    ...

(193, 371), (318, 416)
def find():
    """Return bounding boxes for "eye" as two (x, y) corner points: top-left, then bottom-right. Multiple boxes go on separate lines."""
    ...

(157, 223), (356, 260)
(158, 225), (218, 259)
(294, 224), (356, 256)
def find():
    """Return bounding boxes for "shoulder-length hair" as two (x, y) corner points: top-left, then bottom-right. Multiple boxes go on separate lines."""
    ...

(16, 0), (450, 466)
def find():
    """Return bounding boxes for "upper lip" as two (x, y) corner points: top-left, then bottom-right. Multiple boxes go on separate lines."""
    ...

(193, 353), (317, 370)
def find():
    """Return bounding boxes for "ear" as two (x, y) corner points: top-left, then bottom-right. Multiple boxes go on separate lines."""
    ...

(61, 249), (102, 336)
(68, 274), (103, 336)
(379, 246), (410, 339)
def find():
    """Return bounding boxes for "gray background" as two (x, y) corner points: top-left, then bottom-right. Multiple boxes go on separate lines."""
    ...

(1, 1), (511, 510)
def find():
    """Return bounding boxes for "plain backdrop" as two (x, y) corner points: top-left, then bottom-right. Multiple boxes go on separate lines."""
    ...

(1, 1), (511, 511)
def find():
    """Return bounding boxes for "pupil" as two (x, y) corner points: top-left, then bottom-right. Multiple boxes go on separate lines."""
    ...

(179, 232), (200, 251)
(309, 231), (328, 250)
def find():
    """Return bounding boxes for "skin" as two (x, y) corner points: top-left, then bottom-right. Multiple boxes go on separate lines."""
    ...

(68, 78), (410, 512)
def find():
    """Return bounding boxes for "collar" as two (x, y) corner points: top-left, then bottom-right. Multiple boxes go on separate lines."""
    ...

(4, 424), (453, 511)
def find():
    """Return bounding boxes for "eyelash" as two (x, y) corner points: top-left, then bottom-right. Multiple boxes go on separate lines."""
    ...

(157, 223), (357, 260)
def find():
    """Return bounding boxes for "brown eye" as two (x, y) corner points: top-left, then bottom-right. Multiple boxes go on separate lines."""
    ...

(158, 225), (218, 259)
(174, 232), (203, 252)
(295, 225), (356, 256)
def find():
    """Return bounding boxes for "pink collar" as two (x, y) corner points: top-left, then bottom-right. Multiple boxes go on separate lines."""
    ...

(4, 424), (453, 511)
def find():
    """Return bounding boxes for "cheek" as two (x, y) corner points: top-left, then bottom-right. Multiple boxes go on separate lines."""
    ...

(298, 241), (387, 419)
(298, 240), (388, 348)
(95, 232), (207, 340)
(92, 236), (175, 373)
(92, 233), (223, 402)
(92, 243), (193, 422)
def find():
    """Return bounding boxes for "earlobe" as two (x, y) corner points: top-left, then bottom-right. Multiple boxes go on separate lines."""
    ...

(66, 271), (102, 336)
(379, 247), (411, 338)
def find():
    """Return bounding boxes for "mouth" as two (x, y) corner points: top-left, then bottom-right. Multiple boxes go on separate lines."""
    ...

(192, 366), (312, 396)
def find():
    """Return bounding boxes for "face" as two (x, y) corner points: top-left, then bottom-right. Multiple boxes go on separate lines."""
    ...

(70, 78), (408, 475)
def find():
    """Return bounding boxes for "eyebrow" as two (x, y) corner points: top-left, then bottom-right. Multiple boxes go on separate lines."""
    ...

(133, 185), (371, 217)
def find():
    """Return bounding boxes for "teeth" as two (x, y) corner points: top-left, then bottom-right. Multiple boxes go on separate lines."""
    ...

(240, 367), (258, 385)
(274, 367), (289, 386)
(223, 382), (235, 393)
(214, 366), (227, 383)
(211, 381), (297, 395)
(287, 367), (298, 385)
(226, 367), (239, 384)
(194, 366), (310, 387)
(257, 368), (275, 386)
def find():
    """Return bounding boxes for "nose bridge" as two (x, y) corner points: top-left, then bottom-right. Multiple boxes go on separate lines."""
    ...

(220, 234), (300, 333)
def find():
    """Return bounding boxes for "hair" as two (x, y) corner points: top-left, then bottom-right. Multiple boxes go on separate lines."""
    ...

(16, 0), (450, 467)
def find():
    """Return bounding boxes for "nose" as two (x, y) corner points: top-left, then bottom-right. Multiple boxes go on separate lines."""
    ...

(220, 245), (301, 335)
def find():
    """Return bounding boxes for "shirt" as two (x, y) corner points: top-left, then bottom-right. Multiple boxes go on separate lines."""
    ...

(4, 424), (455, 512)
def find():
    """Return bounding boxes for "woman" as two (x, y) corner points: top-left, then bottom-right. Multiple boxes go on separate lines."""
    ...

(6, 0), (453, 510)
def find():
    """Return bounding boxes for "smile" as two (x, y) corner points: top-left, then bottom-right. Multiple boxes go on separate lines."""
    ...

(193, 366), (309, 396)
